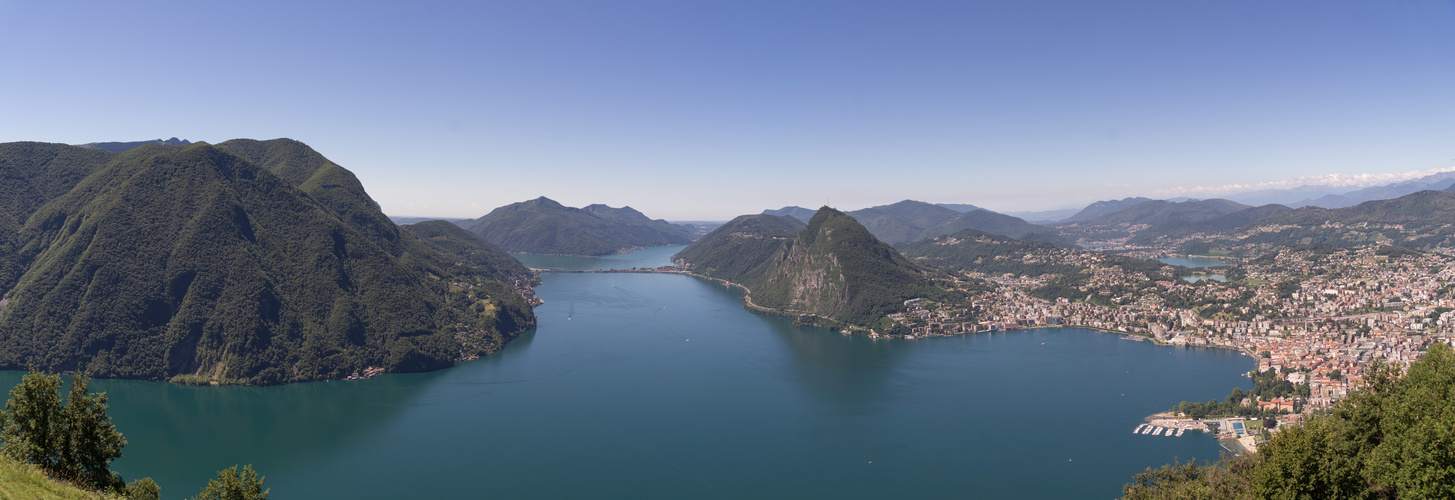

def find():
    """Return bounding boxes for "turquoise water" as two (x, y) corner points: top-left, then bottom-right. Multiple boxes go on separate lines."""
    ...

(11, 247), (1252, 499)
(1158, 256), (1233, 268)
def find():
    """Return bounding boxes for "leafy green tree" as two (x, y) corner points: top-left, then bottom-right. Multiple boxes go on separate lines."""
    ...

(0, 370), (147, 494)
(1365, 343), (1455, 498)
(194, 464), (268, 500)
(0, 369), (63, 470)
(56, 374), (125, 490)
(1250, 417), (1370, 499)
(126, 477), (161, 500)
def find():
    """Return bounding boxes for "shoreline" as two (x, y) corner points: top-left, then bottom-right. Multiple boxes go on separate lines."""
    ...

(536, 266), (1262, 353)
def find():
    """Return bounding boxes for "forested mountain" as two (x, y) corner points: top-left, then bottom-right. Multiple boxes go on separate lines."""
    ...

(1056, 198), (1250, 242)
(1127, 189), (1455, 253)
(923, 209), (1076, 247)
(461, 197), (693, 256)
(761, 206), (816, 223)
(676, 207), (940, 330)
(896, 229), (1072, 276)
(402, 220), (532, 282)
(845, 200), (962, 243)
(1073, 199), (1249, 227)
(1245, 189), (1455, 248)
(1127, 204), (1293, 245)
(672, 214), (805, 284)
(814, 200), (1074, 247)
(1063, 197), (1154, 222)
(75, 137), (190, 153)
(934, 203), (984, 213)
(0, 141), (535, 385)
(582, 204), (695, 239)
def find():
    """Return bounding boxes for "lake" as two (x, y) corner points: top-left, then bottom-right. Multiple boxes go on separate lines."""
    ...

(1183, 275), (1228, 283)
(14, 247), (1253, 499)
(1157, 256), (1234, 268)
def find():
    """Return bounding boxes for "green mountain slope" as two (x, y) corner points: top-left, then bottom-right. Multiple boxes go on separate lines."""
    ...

(1133, 190), (1455, 253)
(896, 228), (1073, 276)
(402, 220), (532, 282)
(924, 209), (1075, 247)
(0, 141), (534, 385)
(0, 143), (115, 288)
(761, 206), (816, 223)
(846, 200), (963, 244)
(462, 197), (693, 256)
(1127, 204), (1293, 245)
(835, 200), (1072, 246)
(672, 214), (805, 284)
(677, 207), (938, 330)
(1063, 197), (1153, 222)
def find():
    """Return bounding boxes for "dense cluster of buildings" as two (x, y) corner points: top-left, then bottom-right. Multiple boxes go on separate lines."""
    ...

(888, 244), (1453, 415)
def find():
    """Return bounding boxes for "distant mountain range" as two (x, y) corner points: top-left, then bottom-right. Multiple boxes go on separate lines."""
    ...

(75, 137), (191, 152)
(461, 197), (695, 256)
(0, 140), (534, 385)
(1217, 170), (1455, 209)
(1062, 197), (1155, 223)
(1069, 199), (1249, 227)
(676, 207), (941, 331)
(765, 200), (1073, 247)
(1121, 185), (1455, 253)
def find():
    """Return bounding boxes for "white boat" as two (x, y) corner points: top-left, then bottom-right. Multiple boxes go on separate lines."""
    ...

(1176, 428), (1185, 437)
(1141, 426), (1153, 435)
(1152, 427), (1163, 436)
(1165, 429), (1174, 437)
(1134, 424), (1147, 434)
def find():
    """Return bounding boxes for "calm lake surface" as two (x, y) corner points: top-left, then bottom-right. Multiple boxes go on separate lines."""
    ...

(14, 247), (1254, 499)
(1157, 256), (1233, 268)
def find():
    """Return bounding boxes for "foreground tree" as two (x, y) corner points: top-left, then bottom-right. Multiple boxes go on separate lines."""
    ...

(0, 369), (63, 470)
(194, 464), (268, 500)
(0, 369), (151, 496)
(55, 374), (126, 490)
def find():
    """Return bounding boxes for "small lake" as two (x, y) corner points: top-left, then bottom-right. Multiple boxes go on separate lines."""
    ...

(1157, 256), (1234, 268)
(10, 246), (1252, 499)
(1183, 275), (1228, 283)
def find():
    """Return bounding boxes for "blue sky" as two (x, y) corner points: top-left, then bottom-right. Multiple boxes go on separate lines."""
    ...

(3, 1), (1453, 220)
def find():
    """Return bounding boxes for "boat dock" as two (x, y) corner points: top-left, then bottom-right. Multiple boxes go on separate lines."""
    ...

(1132, 422), (1197, 437)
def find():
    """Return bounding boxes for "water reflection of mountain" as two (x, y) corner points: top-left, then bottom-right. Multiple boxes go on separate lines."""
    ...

(689, 279), (909, 416)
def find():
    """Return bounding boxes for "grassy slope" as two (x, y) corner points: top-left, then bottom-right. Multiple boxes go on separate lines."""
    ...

(0, 455), (103, 500)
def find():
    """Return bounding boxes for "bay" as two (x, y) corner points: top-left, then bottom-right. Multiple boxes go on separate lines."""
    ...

(9, 247), (1252, 499)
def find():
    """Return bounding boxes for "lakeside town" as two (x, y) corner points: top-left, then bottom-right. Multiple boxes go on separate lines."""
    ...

(886, 243), (1454, 451)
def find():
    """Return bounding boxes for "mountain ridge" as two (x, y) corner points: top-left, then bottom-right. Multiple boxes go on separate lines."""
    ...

(461, 197), (694, 256)
(0, 140), (535, 385)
